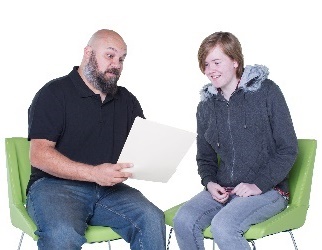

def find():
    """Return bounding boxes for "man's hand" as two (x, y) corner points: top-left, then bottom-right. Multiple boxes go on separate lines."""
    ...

(231, 183), (262, 197)
(206, 182), (229, 204)
(91, 163), (133, 186)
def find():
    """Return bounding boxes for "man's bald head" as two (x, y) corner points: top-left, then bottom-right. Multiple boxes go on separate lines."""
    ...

(87, 29), (127, 52)
(78, 29), (127, 97)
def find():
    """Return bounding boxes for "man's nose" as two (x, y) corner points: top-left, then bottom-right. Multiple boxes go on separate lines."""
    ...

(111, 58), (122, 69)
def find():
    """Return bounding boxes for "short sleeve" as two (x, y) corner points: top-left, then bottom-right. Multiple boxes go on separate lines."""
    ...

(28, 85), (64, 142)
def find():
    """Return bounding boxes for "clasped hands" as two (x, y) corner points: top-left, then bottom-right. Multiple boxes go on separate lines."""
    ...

(206, 182), (262, 204)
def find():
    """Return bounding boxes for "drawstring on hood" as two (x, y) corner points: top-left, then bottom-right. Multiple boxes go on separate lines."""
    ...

(200, 64), (269, 147)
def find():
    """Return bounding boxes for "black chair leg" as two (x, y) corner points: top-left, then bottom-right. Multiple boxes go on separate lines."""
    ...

(166, 227), (174, 250)
(213, 239), (255, 250)
(250, 240), (256, 250)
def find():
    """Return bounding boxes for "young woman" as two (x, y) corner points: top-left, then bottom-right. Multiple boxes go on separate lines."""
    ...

(173, 32), (298, 250)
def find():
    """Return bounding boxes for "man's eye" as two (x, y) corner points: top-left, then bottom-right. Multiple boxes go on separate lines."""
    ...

(107, 54), (114, 58)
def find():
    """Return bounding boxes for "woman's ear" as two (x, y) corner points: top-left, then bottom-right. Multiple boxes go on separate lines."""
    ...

(233, 61), (238, 69)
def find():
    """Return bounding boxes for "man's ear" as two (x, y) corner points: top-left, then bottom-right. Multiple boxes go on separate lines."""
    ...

(233, 60), (238, 69)
(84, 45), (93, 60)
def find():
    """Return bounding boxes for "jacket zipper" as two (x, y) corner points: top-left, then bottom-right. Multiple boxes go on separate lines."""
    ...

(227, 101), (236, 181)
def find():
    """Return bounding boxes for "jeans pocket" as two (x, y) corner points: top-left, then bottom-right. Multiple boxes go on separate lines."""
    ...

(28, 177), (47, 191)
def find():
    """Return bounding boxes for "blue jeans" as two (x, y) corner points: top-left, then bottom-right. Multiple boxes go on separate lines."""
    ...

(26, 178), (166, 250)
(173, 189), (288, 250)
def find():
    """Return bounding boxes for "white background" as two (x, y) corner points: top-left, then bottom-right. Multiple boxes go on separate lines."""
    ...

(1, 0), (321, 249)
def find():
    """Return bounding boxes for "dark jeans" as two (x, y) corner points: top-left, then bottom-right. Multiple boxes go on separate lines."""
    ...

(27, 178), (166, 250)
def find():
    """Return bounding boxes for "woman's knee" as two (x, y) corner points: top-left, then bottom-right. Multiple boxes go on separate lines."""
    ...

(173, 211), (184, 229)
(211, 215), (234, 241)
(173, 205), (196, 232)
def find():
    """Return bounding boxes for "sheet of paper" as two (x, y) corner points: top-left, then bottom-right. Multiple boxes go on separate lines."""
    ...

(118, 117), (196, 182)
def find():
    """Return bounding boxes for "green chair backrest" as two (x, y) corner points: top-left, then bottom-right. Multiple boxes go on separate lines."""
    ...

(242, 139), (317, 239)
(288, 139), (317, 208)
(6, 137), (30, 207)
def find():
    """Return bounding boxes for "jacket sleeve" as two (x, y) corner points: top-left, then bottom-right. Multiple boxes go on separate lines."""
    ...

(253, 82), (298, 193)
(196, 102), (219, 187)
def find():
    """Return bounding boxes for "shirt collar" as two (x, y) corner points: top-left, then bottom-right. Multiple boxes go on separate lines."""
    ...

(69, 66), (120, 100)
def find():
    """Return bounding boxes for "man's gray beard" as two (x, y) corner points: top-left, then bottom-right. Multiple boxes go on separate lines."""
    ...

(83, 52), (119, 96)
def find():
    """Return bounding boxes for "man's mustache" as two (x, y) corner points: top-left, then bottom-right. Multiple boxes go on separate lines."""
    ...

(105, 68), (120, 77)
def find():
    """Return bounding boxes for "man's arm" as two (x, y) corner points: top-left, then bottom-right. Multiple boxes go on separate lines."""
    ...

(30, 139), (132, 186)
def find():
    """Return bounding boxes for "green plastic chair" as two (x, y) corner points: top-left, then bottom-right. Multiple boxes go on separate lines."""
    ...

(5, 137), (122, 249)
(164, 139), (317, 250)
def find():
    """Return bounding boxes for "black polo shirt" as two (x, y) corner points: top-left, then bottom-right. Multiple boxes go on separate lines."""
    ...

(27, 66), (144, 192)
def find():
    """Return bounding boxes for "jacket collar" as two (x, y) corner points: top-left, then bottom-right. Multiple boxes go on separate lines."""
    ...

(200, 64), (269, 102)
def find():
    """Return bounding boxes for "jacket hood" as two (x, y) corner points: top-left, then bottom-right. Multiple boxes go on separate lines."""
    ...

(200, 64), (269, 101)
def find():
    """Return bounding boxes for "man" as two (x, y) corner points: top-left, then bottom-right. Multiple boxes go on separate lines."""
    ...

(26, 29), (166, 249)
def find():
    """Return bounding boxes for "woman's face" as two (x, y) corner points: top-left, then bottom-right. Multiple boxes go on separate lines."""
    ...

(204, 46), (238, 92)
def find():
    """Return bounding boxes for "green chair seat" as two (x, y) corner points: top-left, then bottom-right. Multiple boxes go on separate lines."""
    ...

(164, 139), (317, 249)
(5, 137), (122, 249)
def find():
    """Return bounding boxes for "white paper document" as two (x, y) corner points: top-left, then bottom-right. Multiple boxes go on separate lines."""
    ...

(118, 117), (196, 182)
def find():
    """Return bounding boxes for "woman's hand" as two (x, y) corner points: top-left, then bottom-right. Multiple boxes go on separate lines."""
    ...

(207, 182), (229, 204)
(231, 183), (262, 197)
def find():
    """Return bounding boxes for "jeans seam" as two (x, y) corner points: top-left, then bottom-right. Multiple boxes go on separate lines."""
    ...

(237, 192), (286, 236)
(28, 177), (47, 193)
(193, 207), (220, 250)
(27, 190), (43, 247)
(96, 202), (144, 250)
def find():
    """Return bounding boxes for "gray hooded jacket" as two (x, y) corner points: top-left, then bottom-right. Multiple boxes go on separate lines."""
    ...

(197, 65), (298, 193)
